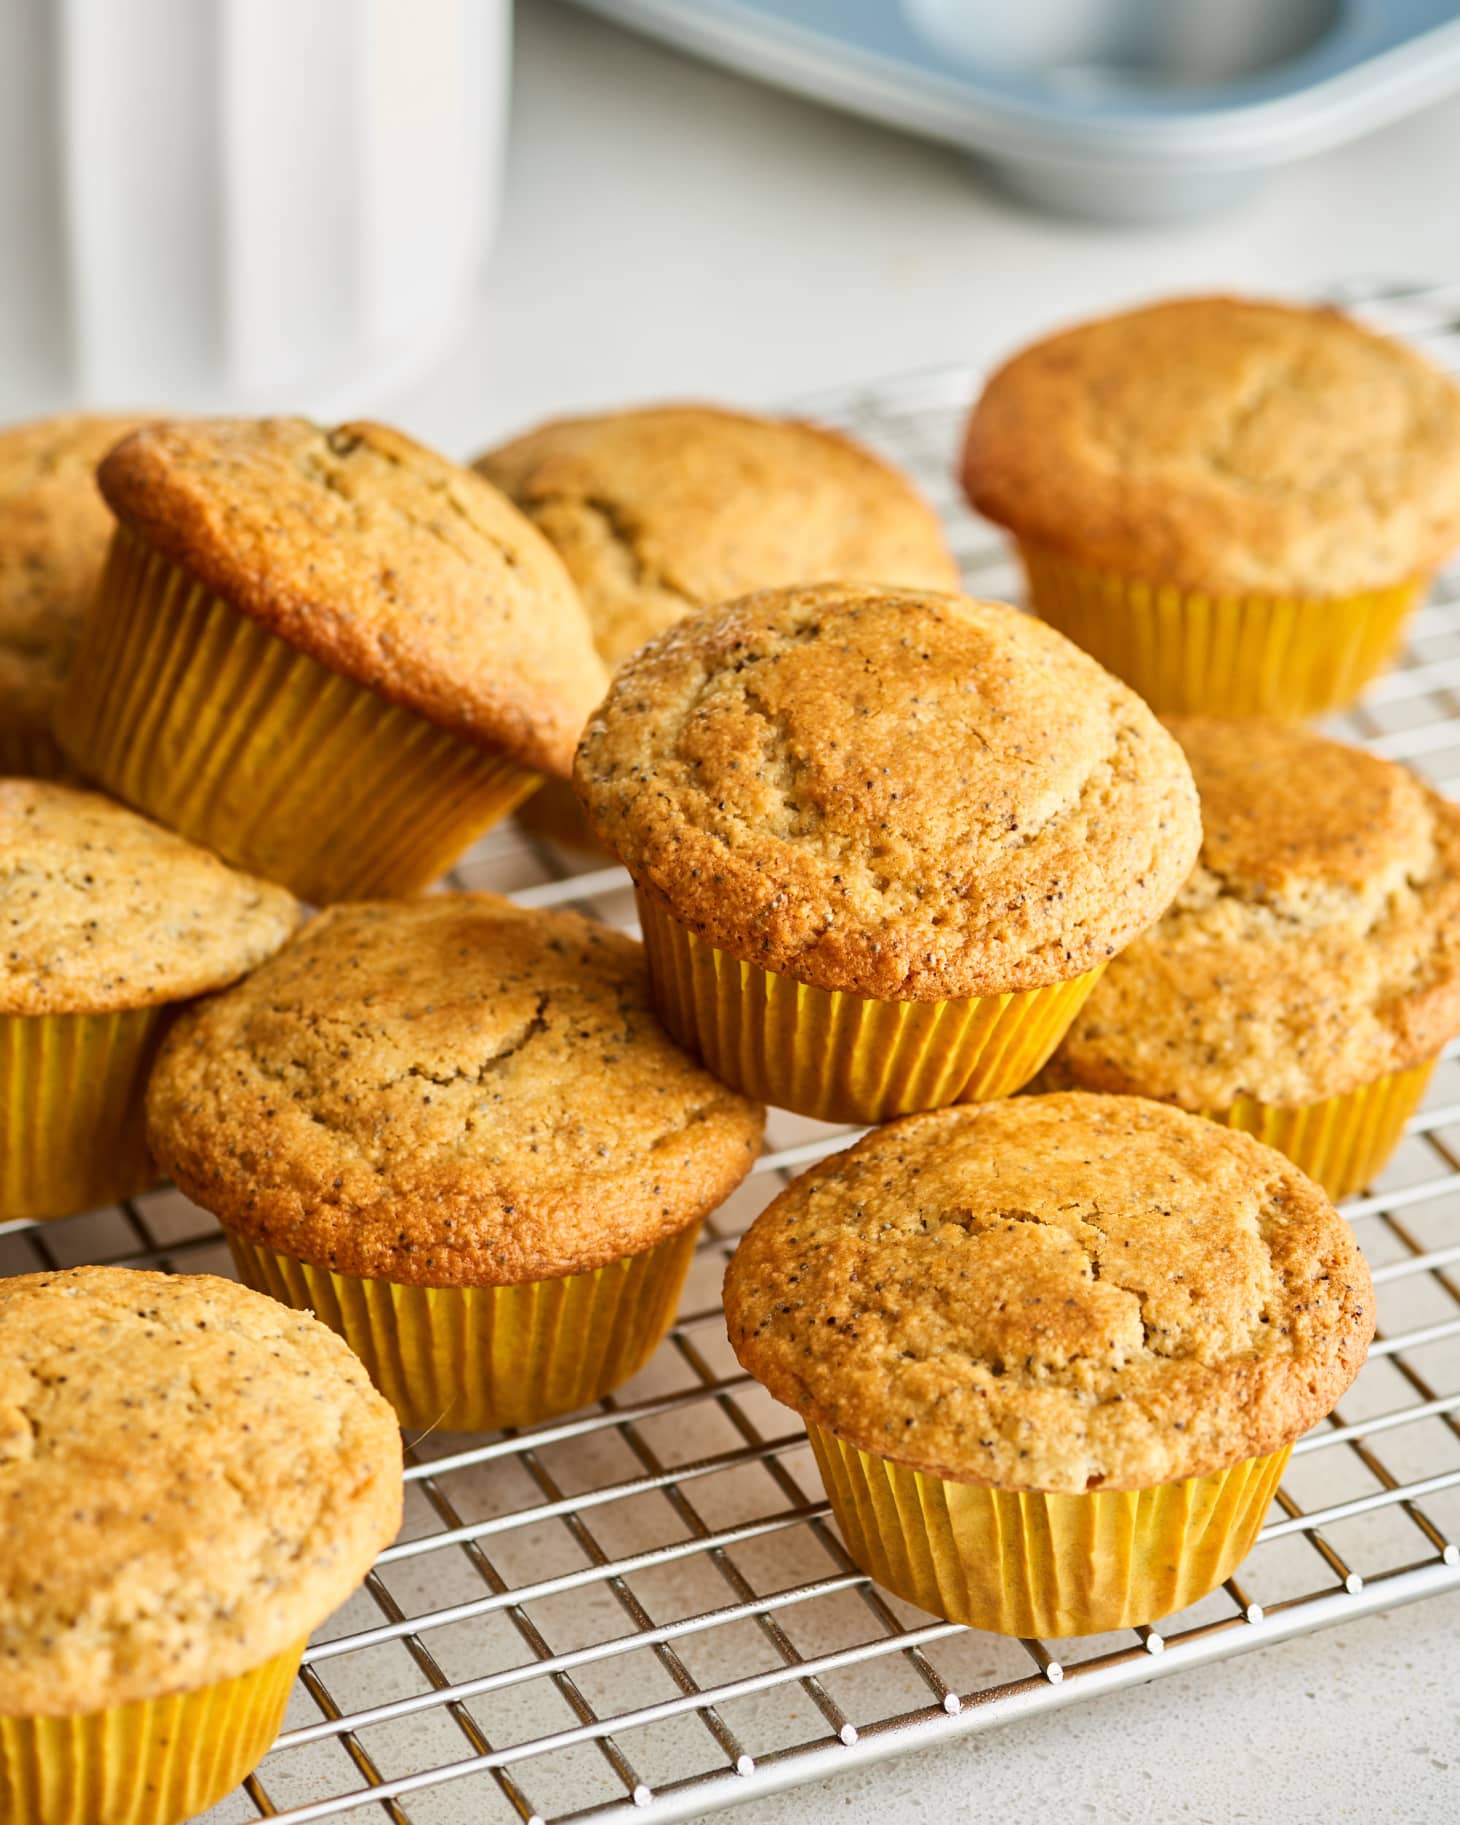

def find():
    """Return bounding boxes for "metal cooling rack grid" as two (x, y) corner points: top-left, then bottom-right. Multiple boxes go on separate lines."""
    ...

(4, 276), (1460, 1822)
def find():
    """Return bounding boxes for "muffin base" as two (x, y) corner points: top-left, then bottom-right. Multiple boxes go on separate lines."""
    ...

(0, 1637), (302, 1825)
(1020, 542), (1422, 720)
(0, 724), (66, 779)
(1208, 1061), (1434, 1203)
(1, 1009), (165, 1220)
(228, 1223), (700, 1432)
(55, 529), (539, 904)
(637, 894), (1103, 1125)
(809, 1425), (1290, 1637)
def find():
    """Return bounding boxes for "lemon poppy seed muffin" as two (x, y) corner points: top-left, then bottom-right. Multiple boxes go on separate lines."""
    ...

(1045, 717), (1460, 1195)
(1, 779), (298, 1219)
(725, 1094), (1372, 1634)
(575, 583), (1201, 1121)
(963, 296), (1460, 716)
(0, 413), (148, 775)
(147, 895), (765, 1428)
(0, 1266), (400, 1823)
(56, 417), (607, 901)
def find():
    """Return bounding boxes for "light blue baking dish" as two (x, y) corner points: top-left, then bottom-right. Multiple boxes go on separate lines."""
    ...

(564, 0), (1460, 220)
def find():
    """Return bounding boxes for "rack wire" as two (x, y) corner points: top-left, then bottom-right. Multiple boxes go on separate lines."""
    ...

(5, 275), (1460, 1824)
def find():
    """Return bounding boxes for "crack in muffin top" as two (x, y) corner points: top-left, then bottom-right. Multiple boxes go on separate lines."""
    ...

(0, 413), (148, 728)
(0, 1266), (401, 1715)
(146, 895), (765, 1285)
(575, 584), (1201, 999)
(476, 403), (960, 666)
(97, 417), (607, 776)
(962, 296), (1460, 597)
(1046, 717), (1460, 1107)
(724, 1095), (1372, 1493)
(0, 780), (299, 1016)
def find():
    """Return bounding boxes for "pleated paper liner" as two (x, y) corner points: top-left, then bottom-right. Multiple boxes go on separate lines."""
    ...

(1205, 1061), (1435, 1203)
(0, 1009), (166, 1221)
(54, 528), (540, 904)
(0, 724), (66, 779)
(809, 1425), (1291, 1638)
(228, 1222), (700, 1432)
(637, 894), (1103, 1125)
(0, 1637), (302, 1825)
(1020, 542), (1422, 720)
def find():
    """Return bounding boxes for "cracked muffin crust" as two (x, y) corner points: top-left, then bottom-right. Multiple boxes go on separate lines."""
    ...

(0, 1265), (401, 1714)
(724, 1094), (1373, 1493)
(146, 895), (766, 1285)
(0, 412), (147, 738)
(476, 403), (960, 667)
(575, 583), (1201, 999)
(962, 295), (1460, 597)
(0, 779), (298, 1016)
(95, 417), (606, 776)
(1047, 718), (1460, 1108)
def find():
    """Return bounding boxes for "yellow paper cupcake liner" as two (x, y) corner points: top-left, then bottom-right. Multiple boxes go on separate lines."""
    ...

(809, 1425), (1290, 1637)
(0, 724), (66, 778)
(0, 1637), (302, 1825)
(55, 528), (539, 904)
(1020, 542), (1422, 720)
(0, 1008), (167, 1221)
(1207, 1060), (1434, 1203)
(637, 894), (1103, 1125)
(228, 1222), (700, 1432)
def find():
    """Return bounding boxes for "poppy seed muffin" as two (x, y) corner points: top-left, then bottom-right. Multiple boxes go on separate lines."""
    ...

(962, 296), (1460, 716)
(1045, 717), (1460, 1195)
(0, 413), (147, 775)
(55, 417), (607, 902)
(147, 895), (765, 1428)
(575, 583), (1201, 1121)
(1, 779), (298, 1220)
(0, 1266), (400, 1822)
(724, 1094), (1372, 1634)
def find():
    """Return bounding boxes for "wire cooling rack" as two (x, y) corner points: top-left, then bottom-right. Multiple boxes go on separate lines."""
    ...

(5, 276), (1460, 1824)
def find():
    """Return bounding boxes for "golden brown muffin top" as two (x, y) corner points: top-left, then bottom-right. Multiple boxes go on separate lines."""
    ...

(724, 1095), (1372, 1494)
(0, 780), (299, 1016)
(147, 895), (765, 1286)
(476, 403), (961, 666)
(1047, 718), (1460, 1107)
(0, 1266), (401, 1715)
(98, 417), (607, 777)
(963, 296), (1460, 596)
(575, 583), (1201, 999)
(0, 413), (147, 731)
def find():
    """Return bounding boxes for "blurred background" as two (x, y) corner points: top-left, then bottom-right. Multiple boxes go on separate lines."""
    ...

(4, 0), (1460, 448)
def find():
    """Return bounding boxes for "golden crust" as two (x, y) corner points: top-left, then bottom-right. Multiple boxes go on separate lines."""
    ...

(146, 895), (765, 1286)
(97, 418), (606, 777)
(0, 413), (148, 730)
(724, 1095), (1372, 1494)
(476, 402), (961, 666)
(1050, 718), (1460, 1107)
(962, 296), (1460, 597)
(575, 583), (1201, 999)
(0, 780), (299, 1016)
(0, 1266), (401, 1715)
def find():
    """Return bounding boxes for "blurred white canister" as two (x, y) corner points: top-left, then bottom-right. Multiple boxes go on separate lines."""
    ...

(0, 0), (508, 418)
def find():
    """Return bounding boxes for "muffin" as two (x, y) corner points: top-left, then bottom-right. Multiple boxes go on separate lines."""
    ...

(575, 582), (1200, 1124)
(0, 780), (298, 1221)
(54, 418), (607, 903)
(146, 894), (765, 1431)
(477, 401), (961, 849)
(0, 1265), (401, 1825)
(0, 413), (147, 776)
(1043, 717), (1460, 1199)
(724, 1095), (1373, 1637)
(962, 296), (1460, 718)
